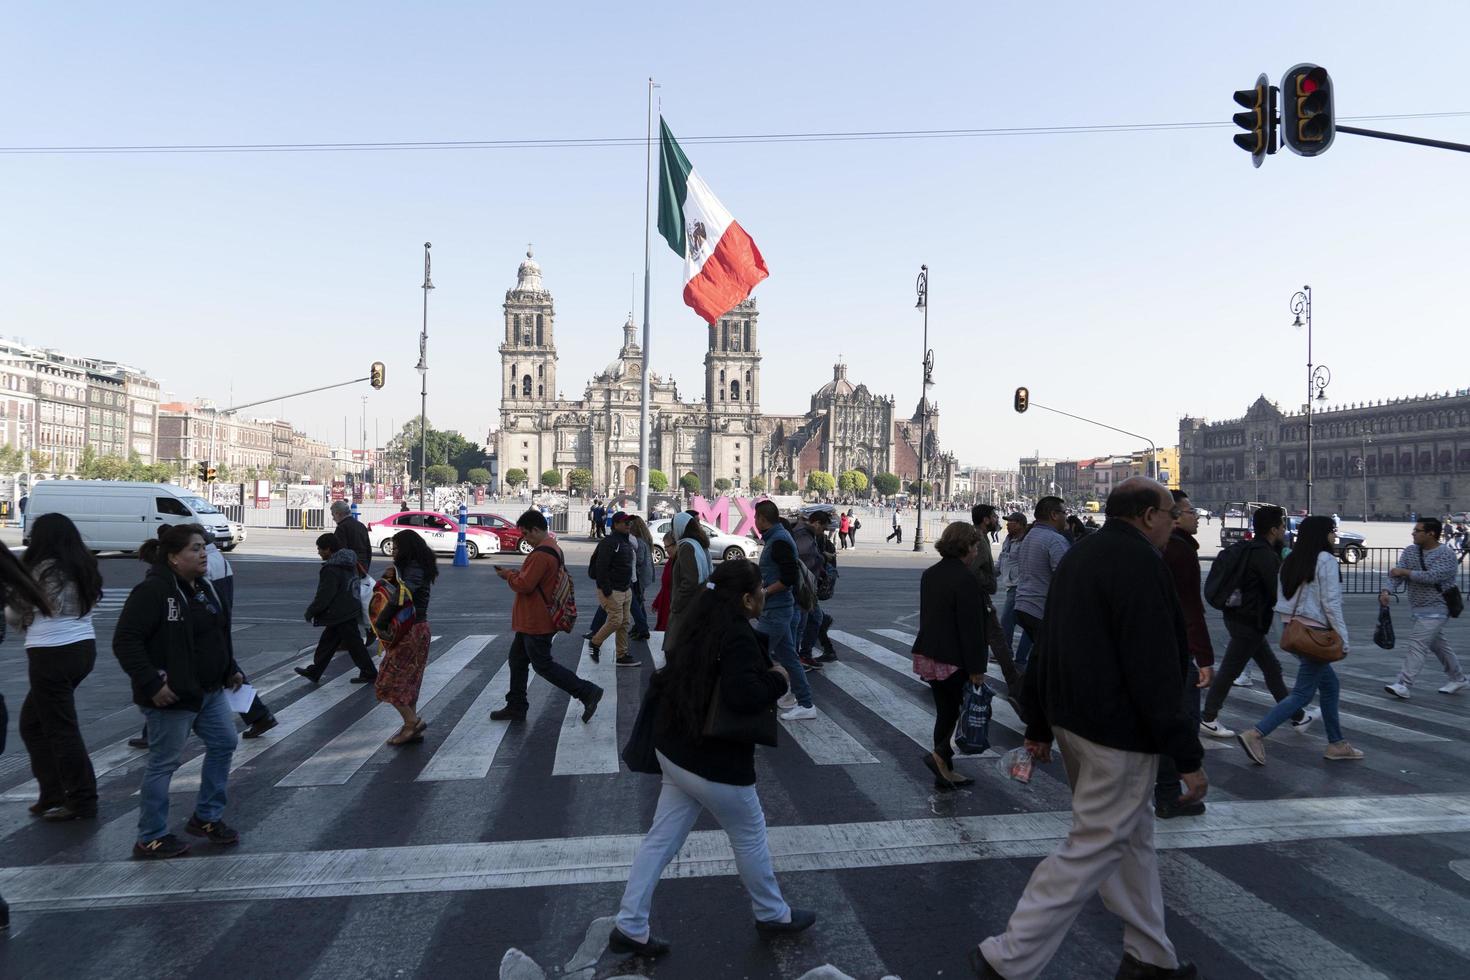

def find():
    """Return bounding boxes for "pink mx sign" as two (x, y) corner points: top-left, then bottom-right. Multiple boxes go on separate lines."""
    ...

(690, 495), (767, 538)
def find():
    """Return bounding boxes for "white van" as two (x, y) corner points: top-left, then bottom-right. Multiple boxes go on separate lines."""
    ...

(23, 481), (234, 554)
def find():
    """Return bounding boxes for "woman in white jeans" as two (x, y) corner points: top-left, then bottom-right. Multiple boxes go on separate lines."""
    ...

(611, 560), (817, 959)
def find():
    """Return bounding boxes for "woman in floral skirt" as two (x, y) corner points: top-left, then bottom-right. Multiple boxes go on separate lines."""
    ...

(374, 530), (438, 746)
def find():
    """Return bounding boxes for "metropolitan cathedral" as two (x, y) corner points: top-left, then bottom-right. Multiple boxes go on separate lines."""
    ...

(491, 250), (954, 497)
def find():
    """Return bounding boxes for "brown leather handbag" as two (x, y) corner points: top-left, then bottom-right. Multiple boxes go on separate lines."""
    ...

(1280, 585), (1345, 663)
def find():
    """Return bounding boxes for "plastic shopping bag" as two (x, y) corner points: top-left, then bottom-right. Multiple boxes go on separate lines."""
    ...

(999, 746), (1034, 784)
(1373, 605), (1395, 650)
(953, 681), (993, 756)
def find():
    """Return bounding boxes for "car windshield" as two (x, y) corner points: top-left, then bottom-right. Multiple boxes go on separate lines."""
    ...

(182, 496), (220, 515)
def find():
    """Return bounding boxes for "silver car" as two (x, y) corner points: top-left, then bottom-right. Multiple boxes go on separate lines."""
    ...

(649, 518), (762, 564)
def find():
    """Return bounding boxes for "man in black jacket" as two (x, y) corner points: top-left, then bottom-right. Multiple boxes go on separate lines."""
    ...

(295, 534), (378, 685)
(976, 478), (1204, 980)
(588, 511), (639, 667)
(331, 500), (372, 574)
(1198, 505), (1307, 738)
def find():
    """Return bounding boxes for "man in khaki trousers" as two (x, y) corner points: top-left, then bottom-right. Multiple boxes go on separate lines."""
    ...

(974, 478), (1207, 980)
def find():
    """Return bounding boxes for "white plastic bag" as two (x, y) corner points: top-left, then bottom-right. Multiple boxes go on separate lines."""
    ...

(999, 746), (1034, 784)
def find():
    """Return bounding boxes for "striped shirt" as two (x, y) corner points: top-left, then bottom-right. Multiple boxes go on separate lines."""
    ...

(1385, 544), (1459, 616)
(1015, 523), (1071, 619)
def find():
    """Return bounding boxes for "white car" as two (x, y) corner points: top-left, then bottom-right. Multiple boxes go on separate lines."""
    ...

(649, 518), (761, 564)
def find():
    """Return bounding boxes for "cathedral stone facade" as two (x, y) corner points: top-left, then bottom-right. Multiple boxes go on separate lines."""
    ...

(492, 252), (953, 497)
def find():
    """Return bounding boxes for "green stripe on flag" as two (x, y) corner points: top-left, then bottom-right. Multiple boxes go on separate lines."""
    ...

(657, 117), (692, 257)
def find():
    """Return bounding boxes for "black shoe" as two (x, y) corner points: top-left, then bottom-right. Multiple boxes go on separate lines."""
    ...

(489, 705), (527, 722)
(580, 687), (604, 723)
(589, 645), (601, 663)
(127, 736), (150, 750)
(755, 907), (816, 936)
(0, 895), (8, 932)
(814, 650), (838, 663)
(968, 947), (1005, 979)
(242, 716), (278, 739)
(133, 834), (191, 859)
(294, 666), (321, 684)
(607, 926), (670, 958)
(1155, 799), (1206, 819)
(630, 630), (651, 641)
(582, 631), (595, 641)
(1115, 953), (1198, 979)
(28, 798), (63, 816)
(799, 657), (822, 671)
(350, 672), (378, 684)
(41, 804), (97, 822)
(185, 814), (240, 845)
(615, 655), (642, 668)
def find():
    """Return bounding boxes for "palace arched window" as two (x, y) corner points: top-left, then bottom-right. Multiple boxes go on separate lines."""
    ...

(522, 375), (532, 397)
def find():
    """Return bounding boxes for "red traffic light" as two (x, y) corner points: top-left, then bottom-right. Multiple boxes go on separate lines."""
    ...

(1281, 63), (1335, 156)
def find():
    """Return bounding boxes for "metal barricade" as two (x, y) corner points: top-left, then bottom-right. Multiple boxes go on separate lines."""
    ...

(1341, 545), (1470, 594)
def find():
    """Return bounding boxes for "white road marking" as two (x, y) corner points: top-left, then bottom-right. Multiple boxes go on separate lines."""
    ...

(818, 661), (995, 760)
(551, 640), (618, 776)
(5, 792), (1468, 911)
(418, 646), (536, 783)
(277, 636), (493, 787)
(871, 628), (915, 646)
(1227, 684), (1450, 743)
(778, 706), (879, 765)
(648, 630), (666, 669)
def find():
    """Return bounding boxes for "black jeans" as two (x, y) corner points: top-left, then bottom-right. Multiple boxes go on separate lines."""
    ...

(1156, 663), (1201, 806)
(984, 605), (1021, 690)
(20, 641), (98, 811)
(506, 632), (599, 709)
(886, 526), (903, 543)
(1202, 618), (1290, 722)
(312, 619), (377, 678)
(927, 669), (967, 763)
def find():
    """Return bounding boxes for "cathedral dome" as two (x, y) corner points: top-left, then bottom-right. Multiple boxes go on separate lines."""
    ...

(513, 248), (544, 293)
(814, 363), (855, 400)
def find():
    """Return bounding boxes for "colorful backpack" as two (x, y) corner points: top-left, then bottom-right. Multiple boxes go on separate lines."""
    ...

(368, 577), (416, 647)
(534, 545), (578, 633)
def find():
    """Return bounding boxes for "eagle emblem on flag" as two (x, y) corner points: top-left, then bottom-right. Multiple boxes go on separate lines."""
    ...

(686, 220), (708, 261)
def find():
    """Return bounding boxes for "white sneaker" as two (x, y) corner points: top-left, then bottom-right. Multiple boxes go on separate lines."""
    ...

(779, 705), (818, 722)
(1439, 679), (1469, 695)
(1199, 719), (1236, 739)
(1233, 673), (1255, 688)
(777, 692), (798, 711)
(1290, 707), (1319, 731)
(1384, 682), (1411, 700)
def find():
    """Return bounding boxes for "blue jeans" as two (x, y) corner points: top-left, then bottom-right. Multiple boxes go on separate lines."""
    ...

(1001, 587), (1032, 669)
(757, 597), (809, 707)
(1255, 656), (1344, 743)
(799, 601), (823, 658)
(138, 689), (237, 844)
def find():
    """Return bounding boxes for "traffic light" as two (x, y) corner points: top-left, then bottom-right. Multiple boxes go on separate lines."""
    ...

(1014, 387), (1029, 413)
(206, 465), (217, 483)
(1232, 73), (1276, 168)
(370, 361), (386, 389)
(197, 462), (209, 482)
(1281, 63), (1335, 156)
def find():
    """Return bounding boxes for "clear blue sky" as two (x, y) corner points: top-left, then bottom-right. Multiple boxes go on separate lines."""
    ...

(4, 2), (1468, 469)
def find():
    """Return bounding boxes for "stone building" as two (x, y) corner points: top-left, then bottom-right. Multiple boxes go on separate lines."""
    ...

(491, 251), (952, 496)
(1179, 391), (1470, 518)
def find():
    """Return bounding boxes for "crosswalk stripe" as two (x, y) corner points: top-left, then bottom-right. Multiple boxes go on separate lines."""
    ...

(1225, 684), (1450, 743)
(648, 630), (666, 669)
(817, 661), (995, 761)
(778, 706), (879, 765)
(417, 643), (528, 783)
(551, 640), (618, 776)
(1331, 685), (1470, 728)
(277, 636), (493, 787)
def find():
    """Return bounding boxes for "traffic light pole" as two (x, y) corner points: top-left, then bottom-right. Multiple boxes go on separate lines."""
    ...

(1336, 125), (1470, 154)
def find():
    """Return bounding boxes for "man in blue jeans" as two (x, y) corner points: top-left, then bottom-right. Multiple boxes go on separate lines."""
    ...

(996, 512), (1032, 668)
(753, 501), (815, 721)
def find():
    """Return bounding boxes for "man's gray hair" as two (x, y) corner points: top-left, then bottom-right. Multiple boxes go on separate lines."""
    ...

(330, 500), (352, 518)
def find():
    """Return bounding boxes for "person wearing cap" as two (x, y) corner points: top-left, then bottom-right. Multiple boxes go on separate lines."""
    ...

(588, 511), (640, 667)
(995, 512), (1032, 668)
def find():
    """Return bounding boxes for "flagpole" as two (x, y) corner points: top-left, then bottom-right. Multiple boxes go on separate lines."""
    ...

(637, 77), (655, 515)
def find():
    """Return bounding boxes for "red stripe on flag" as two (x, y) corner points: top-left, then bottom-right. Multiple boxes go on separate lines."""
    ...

(682, 221), (769, 324)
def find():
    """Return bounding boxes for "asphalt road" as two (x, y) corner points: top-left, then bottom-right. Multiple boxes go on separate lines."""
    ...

(1, 553), (1469, 980)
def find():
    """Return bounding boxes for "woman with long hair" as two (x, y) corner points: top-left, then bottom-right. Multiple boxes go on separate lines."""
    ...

(650, 527), (676, 633)
(911, 521), (988, 790)
(1237, 515), (1364, 765)
(374, 529), (438, 745)
(626, 515), (656, 641)
(610, 560), (815, 959)
(0, 541), (53, 931)
(114, 523), (245, 858)
(662, 512), (713, 659)
(7, 514), (103, 820)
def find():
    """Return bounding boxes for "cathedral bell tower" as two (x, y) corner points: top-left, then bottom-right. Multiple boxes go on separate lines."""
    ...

(704, 298), (760, 415)
(500, 248), (557, 403)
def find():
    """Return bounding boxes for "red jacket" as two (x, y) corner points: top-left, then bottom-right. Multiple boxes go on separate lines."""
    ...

(504, 542), (561, 635)
(1163, 530), (1215, 669)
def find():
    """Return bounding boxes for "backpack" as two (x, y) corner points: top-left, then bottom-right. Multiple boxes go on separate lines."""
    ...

(1204, 541), (1250, 611)
(535, 545), (578, 633)
(816, 562), (837, 601)
(369, 577), (416, 647)
(794, 560), (818, 611)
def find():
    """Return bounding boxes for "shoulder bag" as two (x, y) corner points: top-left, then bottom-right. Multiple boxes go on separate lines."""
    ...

(702, 647), (779, 747)
(1418, 549), (1464, 618)
(621, 675), (663, 774)
(1280, 579), (1345, 663)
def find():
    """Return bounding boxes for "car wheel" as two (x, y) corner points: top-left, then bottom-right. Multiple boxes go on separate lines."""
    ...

(518, 538), (533, 555)
(466, 541), (480, 560)
(1341, 545), (1363, 565)
(723, 546), (745, 562)
(380, 539), (396, 557)
(652, 545), (666, 565)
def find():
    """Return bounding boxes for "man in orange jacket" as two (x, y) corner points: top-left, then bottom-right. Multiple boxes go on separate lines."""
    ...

(491, 509), (603, 723)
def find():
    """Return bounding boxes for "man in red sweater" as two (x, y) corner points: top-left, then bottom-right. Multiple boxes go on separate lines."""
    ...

(490, 510), (603, 723)
(1156, 489), (1214, 819)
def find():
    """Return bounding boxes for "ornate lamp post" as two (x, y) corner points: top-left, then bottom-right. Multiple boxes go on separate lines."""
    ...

(417, 242), (433, 510)
(1358, 432), (1372, 521)
(914, 265), (933, 552)
(1251, 437), (1264, 502)
(1290, 285), (1330, 515)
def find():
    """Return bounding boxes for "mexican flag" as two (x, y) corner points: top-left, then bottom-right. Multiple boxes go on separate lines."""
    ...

(657, 117), (768, 323)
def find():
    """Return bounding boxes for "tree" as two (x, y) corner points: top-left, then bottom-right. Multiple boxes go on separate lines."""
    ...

(94, 455), (130, 481)
(384, 418), (484, 483)
(77, 445), (100, 478)
(906, 480), (933, 495)
(806, 470), (836, 497)
(748, 475), (766, 494)
(567, 467), (593, 494)
(778, 478), (799, 495)
(540, 469), (563, 488)
(873, 472), (902, 497)
(713, 477), (733, 492)
(29, 450), (52, 473)
(838, 469), (869, 496)
(505, 468), (529, 488)
(425, 463), (459, 486)
(647, 469), (669, 492)
(466, 467), (492, 486)
(680, 472), (701, 494)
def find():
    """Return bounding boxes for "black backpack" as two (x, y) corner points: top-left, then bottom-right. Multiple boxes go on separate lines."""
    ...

(1204, 541), (1250, 611)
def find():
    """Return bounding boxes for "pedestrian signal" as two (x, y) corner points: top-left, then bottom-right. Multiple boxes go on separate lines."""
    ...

(370, 361), (386, 389)
(1281, 64), (1334, 156)
(1014, 387), (1029, 413)
(1232, 73), (1276, 168)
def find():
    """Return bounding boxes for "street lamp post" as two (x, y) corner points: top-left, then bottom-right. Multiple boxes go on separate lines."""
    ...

(1251, 437), (1264, 503)
(417, 242), (433, 511)
(1290, 285), (1331, 515)
(914, 265), (932, 552)
(1360, 432), (1372, 521)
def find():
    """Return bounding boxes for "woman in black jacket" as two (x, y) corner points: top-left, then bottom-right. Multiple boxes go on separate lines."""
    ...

(911, 521), (988, 790)
(295, 533), (378, 685)
(113, 523), (245, 859)
(609, 560), (816, 960)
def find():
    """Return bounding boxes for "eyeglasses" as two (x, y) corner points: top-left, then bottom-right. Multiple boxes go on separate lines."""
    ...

(1153, 505), (1183, 520)
(192, 588), (220, 615)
